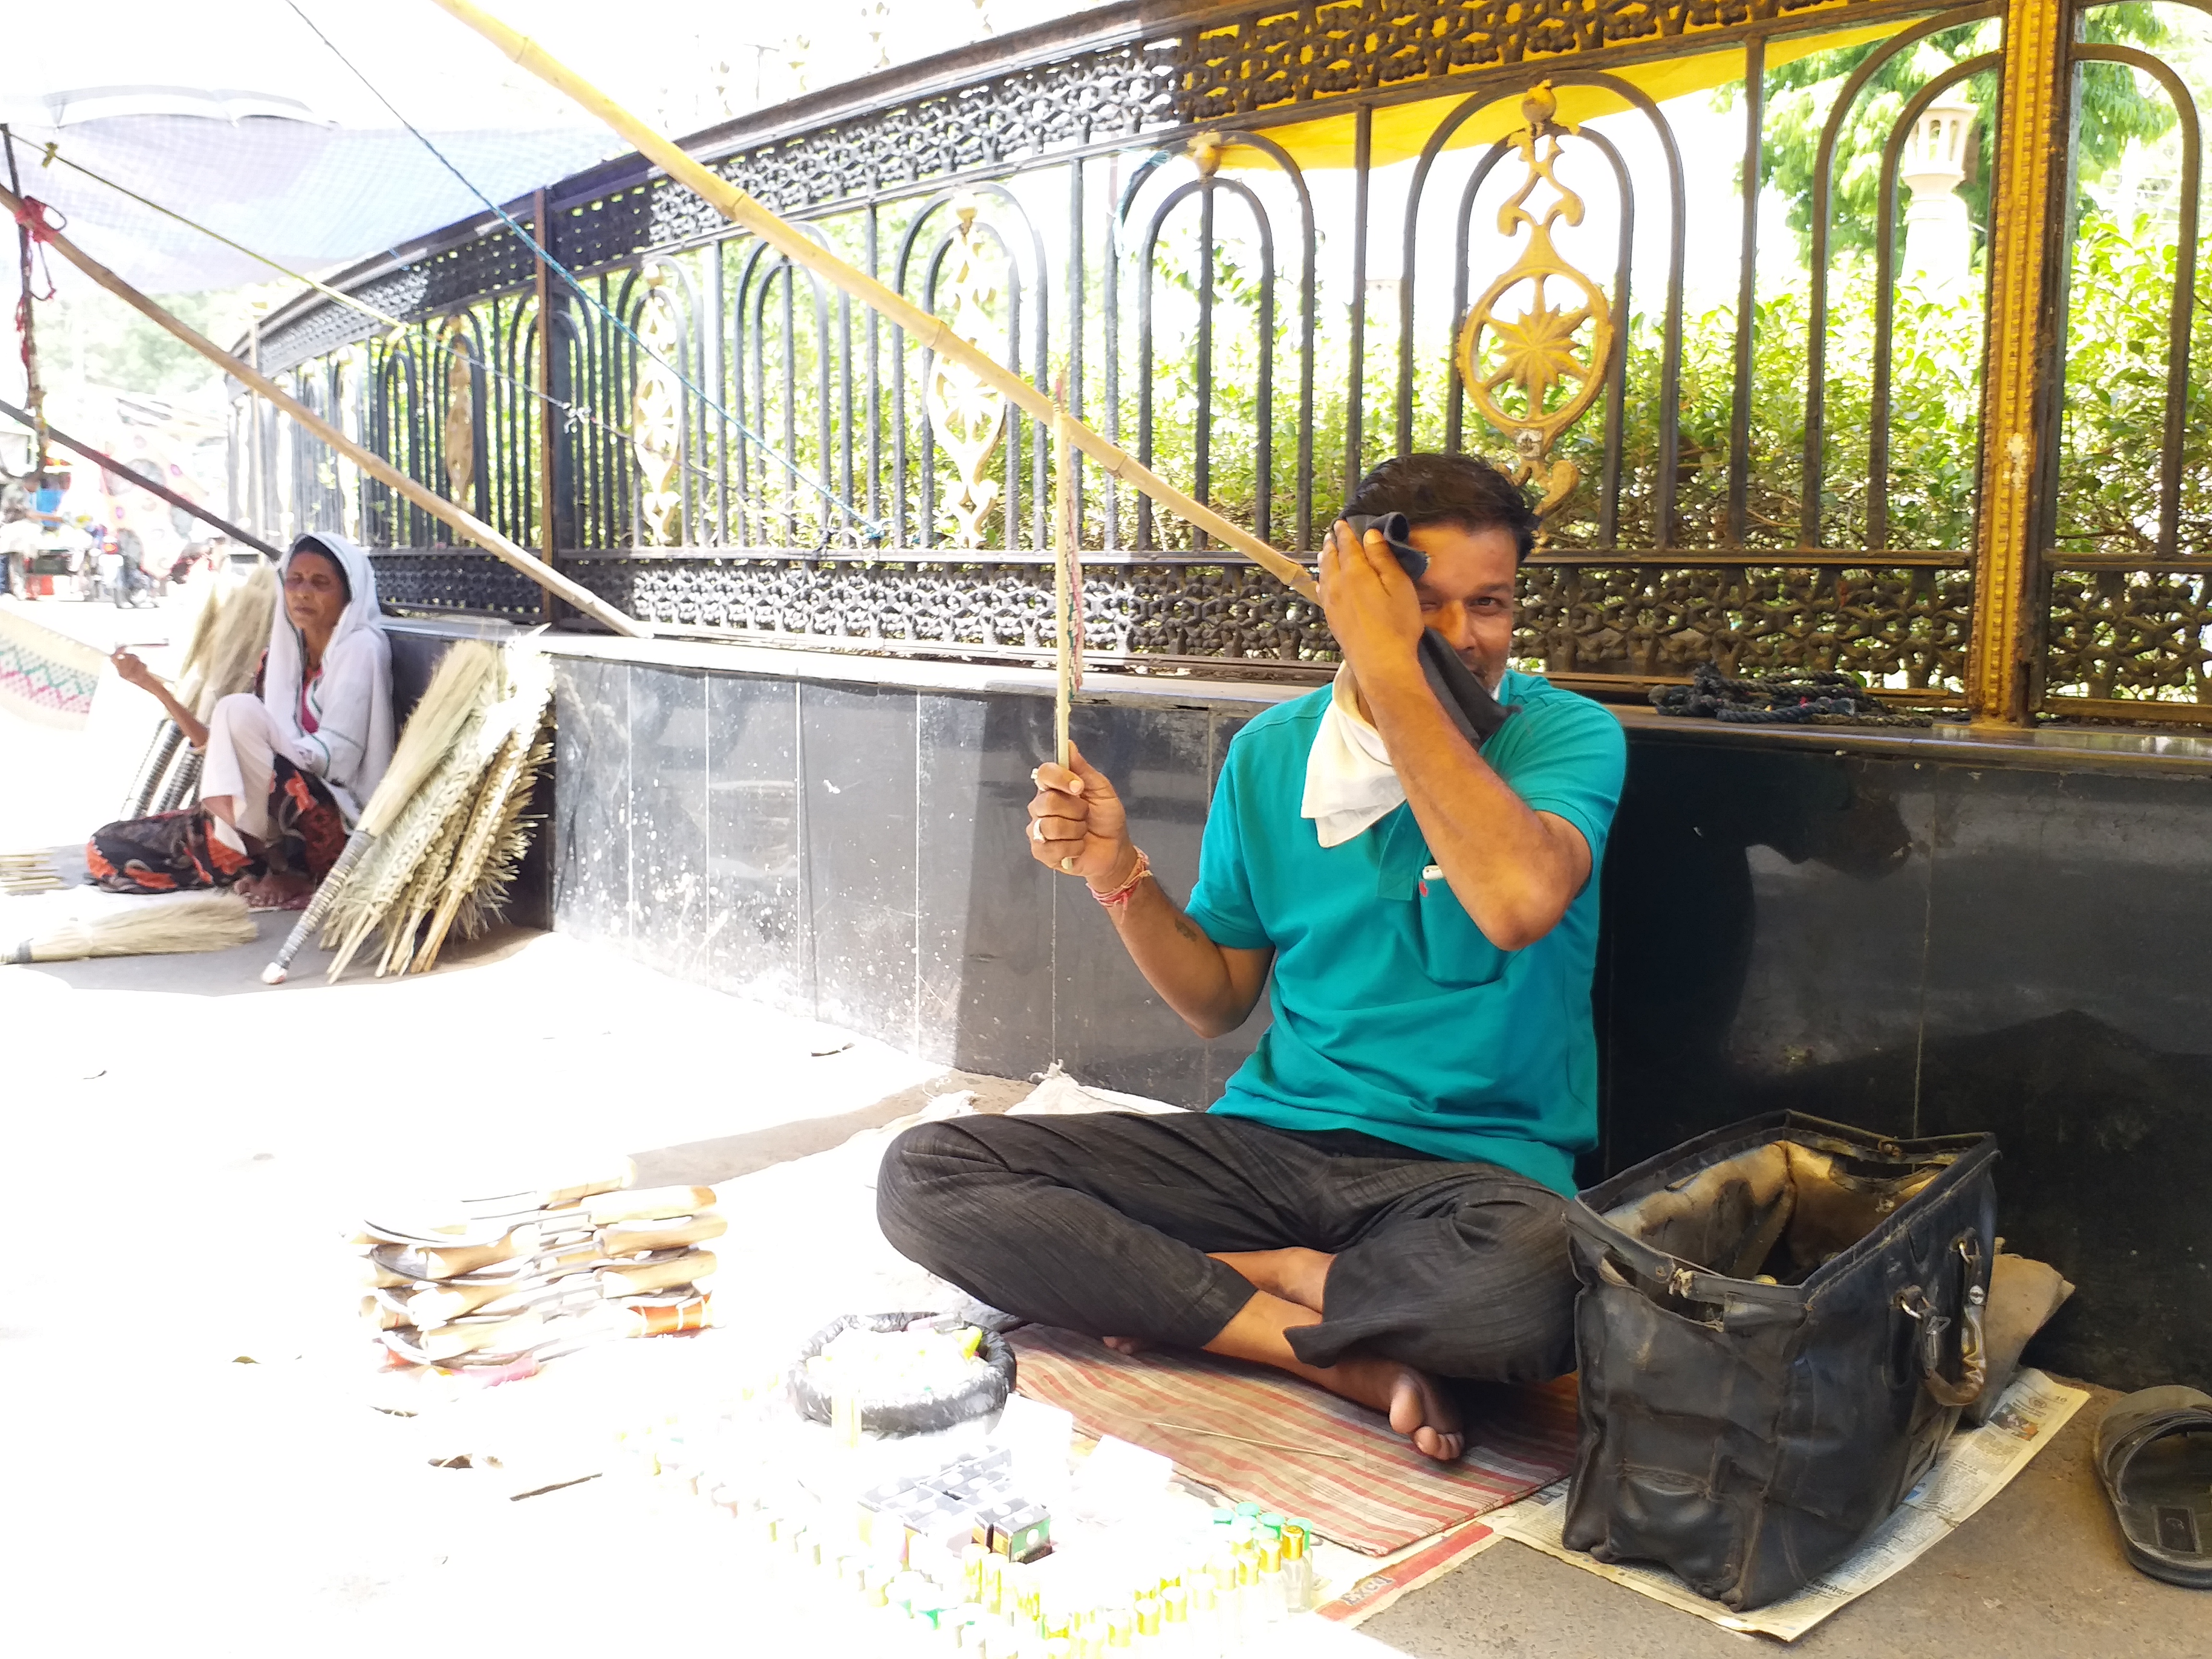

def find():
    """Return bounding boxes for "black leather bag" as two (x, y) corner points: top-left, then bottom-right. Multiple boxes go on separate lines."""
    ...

(1561, 1112), (1997, 1611)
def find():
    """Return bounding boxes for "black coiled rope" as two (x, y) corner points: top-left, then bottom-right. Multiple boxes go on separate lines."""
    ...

(1650, 663), (1933, 727)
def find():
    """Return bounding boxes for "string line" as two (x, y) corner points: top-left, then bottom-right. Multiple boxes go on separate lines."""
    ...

(285, 0), (887, 541)
(36, 140), (748, 501)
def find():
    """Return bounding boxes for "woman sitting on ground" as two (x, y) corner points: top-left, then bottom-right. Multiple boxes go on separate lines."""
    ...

(91, 533), (392, 906)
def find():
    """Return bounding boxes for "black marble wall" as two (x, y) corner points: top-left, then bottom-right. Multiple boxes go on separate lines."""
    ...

(548, 658), (1270, 1099)
(547, 655), (2212, 1394)
(1599, 735), (2212, 1394)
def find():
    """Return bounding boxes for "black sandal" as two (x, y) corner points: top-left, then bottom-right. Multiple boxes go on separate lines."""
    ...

(2095, 1385), (2212, 1589)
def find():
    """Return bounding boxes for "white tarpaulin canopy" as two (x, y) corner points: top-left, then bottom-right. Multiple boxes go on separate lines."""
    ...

(1, 0), (625, 293)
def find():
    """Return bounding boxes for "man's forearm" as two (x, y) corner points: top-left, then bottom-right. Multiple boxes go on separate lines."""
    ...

(1362, 663), (1581, 950)
(1094, 850), (1267, 1038)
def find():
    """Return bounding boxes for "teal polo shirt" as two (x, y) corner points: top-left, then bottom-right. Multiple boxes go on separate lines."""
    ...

(1183, 669), (1626, 1194)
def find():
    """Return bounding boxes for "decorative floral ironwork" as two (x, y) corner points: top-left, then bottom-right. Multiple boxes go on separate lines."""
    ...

(2044, 568), (2212, 702)
(924, 208), (1010, 551)
(261, 0), (2006, 706)
(370, 552), (546, 619)
(1517, 562), (1972, 687)
(1167, 0), (1866, 121)
(631, 265), (686, 546)
(440, 316), (476, 513)
(512, 554), (1969, 692)
(709, 44), (1178, 218)
(1456, 84), (1614, 535)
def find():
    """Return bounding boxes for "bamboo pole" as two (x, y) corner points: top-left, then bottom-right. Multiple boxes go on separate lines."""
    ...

(0, 397), (282, 558)
(4, 127), (51, 481)
(427, 0), (1322, 607)
(1053, 397), (1076, 769)
(0, 182), (648, 640)
(533, 186), (562, 626)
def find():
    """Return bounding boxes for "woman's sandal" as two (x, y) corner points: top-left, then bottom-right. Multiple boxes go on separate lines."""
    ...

(2095, 1385), (2212, 1589)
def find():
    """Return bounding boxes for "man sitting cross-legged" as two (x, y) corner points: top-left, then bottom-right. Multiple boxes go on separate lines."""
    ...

(877, 454), (1626, 1461)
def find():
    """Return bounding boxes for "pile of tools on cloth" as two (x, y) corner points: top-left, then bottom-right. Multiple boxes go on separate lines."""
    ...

(1651, 662), (1934, 727)
(357, 1158), (723, 1377)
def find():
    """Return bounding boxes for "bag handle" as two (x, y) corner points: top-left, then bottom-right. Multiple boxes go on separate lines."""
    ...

(1566, 1202), (1801, 1310)
(1896, 1231), (1989, 1407)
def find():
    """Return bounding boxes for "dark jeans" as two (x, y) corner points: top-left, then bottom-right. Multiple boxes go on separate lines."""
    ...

(876, 1109), (1577, 1383)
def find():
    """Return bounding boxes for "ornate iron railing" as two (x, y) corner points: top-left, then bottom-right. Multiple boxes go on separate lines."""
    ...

(228, 0), (2212, 720)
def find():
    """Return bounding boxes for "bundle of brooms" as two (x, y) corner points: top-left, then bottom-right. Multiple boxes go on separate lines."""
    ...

(263, 639), (553, 984)
(120, 563), (278, 818)
(358, 1158), (722, 1373)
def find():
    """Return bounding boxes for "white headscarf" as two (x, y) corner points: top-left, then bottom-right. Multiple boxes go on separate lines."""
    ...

(264, 532), (393, 821)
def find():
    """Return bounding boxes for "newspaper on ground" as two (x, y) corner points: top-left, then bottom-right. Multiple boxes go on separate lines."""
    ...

(1485, 1368), (2089, 1642)
(1313, 1517), (1505, 1625)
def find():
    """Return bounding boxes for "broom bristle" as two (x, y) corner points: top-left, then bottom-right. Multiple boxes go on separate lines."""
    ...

(321, 700), (497, 980)
(185, 565), (279, 718)
(415, 653), (554, 970)
(172, 580), (224, 705)
(11, 891), (257, 962)
(356, 640), (504, 837)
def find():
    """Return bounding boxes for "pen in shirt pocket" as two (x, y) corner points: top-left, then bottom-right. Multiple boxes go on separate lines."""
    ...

(1420, 863), (1443, 896)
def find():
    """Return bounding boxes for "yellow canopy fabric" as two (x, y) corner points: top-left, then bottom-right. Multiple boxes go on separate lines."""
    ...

(1220, 17), (1910, 172)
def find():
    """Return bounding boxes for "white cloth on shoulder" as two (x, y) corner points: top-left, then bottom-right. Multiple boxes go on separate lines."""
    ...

(1300, 664), (1405, 848)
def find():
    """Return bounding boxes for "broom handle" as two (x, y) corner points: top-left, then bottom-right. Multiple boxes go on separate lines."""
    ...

(1054, 401), (1075, 771)
(426, 0), (1322, 606)
(261, 827), (375, 985)
(0, 184), (648, 641)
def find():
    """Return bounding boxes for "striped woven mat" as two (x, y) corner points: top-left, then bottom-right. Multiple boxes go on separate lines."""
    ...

(1007, 1324), (1578, 1555)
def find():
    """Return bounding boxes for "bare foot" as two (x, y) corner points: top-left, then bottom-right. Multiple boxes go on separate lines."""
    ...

(1375, 1359), (1465, 1462)
(1100, 1336), (1150, 1356)
(236, 869), (314, 909)
(1202, 1291), (1465, 1463)
(1210, 1247), (1334, 1313)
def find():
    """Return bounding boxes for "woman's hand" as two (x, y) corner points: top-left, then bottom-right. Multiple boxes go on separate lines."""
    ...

(1319, 518), (1425, 687)
(1027, 743), (1135, 890)
(110, 648), (160, 692)
(110, 647), (208, 749)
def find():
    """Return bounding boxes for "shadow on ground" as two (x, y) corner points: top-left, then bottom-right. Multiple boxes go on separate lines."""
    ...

(631, 1068), (1034, 1185)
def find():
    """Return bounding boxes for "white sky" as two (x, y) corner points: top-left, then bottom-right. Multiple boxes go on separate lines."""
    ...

(6, 0), (1084, 141)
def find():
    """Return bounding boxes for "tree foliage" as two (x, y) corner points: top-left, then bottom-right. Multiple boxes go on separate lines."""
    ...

(1755, 5), (2176, 261)
(2054, 211), (2212, 556)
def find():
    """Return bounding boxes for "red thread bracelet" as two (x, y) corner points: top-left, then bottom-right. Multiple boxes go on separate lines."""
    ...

(1091, 846), (1151, 907)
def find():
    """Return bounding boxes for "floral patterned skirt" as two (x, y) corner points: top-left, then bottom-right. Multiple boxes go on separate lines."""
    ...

(85, 754), (348, 893)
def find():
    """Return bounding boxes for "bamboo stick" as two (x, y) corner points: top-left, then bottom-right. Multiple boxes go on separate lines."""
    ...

(0, 397), (282, 558)
(426, 0), (1323, 607)
(0, 182), (647, 640)
(1053, 398), (1076, 770)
